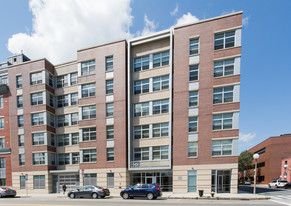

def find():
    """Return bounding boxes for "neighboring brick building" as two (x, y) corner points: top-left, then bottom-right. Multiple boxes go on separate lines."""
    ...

(281, 156), (291, 182)
(3, 11), (242, 194)
(248, 134), (291, 184)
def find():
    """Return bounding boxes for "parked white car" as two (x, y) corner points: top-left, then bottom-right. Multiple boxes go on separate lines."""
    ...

(268, 180), (288, 188)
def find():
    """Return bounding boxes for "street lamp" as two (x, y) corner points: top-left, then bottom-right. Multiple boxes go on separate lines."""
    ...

(253, 153), (260, 194)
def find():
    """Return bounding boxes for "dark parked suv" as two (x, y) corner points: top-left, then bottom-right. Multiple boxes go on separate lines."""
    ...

(68, 185), (110, 199)
(120, 184), (161, 200)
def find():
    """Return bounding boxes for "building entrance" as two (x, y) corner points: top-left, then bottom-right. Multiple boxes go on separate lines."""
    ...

(212, 170), (231, 193)
(145, 176), (156, 184)
(52, 174), (79, 193)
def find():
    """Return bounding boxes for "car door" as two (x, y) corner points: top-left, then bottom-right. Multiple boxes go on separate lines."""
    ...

(84, 186), (94, 197)
(130, 184), (143, 196)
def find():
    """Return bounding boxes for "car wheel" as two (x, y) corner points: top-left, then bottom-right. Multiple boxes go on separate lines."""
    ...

(275, 185), (278, 188)
(268, 184), (271, 188)
(146, 192), (154, 200)
(69, 193), (75, 199)
(122, 192), (129, 199)
(101, 196), (105, 198)
(92, 193), (98, 199)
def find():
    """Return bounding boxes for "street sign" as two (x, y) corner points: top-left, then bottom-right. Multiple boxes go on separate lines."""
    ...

(81, 169), (84, 177)
(25, 174), (28, 181)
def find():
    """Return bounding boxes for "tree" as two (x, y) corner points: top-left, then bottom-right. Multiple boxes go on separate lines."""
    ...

(238, 150), (253, 179)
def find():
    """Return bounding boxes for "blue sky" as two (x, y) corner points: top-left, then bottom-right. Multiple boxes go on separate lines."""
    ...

(0, 0), (290, 153)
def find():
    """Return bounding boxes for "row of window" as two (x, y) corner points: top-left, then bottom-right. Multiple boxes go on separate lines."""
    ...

(133, 122), (169, 139)
(133, 146), (169, 161)
(133, 75), (169, 95)
(134, 99), (169, 117)
(133, 51), (169, 72)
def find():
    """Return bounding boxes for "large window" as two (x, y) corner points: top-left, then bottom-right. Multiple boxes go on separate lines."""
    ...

(33, 175), (45, 189)
(106, 103), (114, 117)
(107, 173), (114, 188)
(189, 91), (198, 107)
(72, 152), (79, 164)
(134, 125), (149, 139)
(18, 135), (24, 147)
(153, 99), (169, 115)
(189, 38), (199, 55)
(0, 117), (4, 129)
(70, 72), (78, 85)
(20, 176), (26, 189)
(134, 102), (149, 117)
(214, 59), (235, 77)
(188, 170), (197, 192)
(82, 105), (96, 119)
(212, 113), (233, 130)
(58, 153), (70, 165)
(107, 148), (114, 161)
(30, 72), (43, 85)
(106, 126), (114, 139)
(32, 133), (45, 145)
(213, 86), (234, 104)
(134, 56), (149, 72)
(188, 142), (198, 157)
(32, 113), (44, 126)
(33, 153), (45, 165)
(153, 122), (169, 137)
(57, 95), (69, 108)
(189, 65), (199, 81)
(212, 139), (233, 156)
(81, 83), (96, 98)
(0, 96), (3, 109)
(71, 93), (78, 105)
(0, 137), (4, 149)
(153, 51), (169, 68)
(57, 134), (70, 146)
(31, 92), (43, 106)
(0, 158), (5, 186)
(134, 79), (149, 94)
(19, 155), (25, 166)
(81, 60), (95, 76)
(17, 96), (23, 108)
(57, 114), (70, 127)
(16, 76), (22, 88)
(189, 116), (198, 132)
(106, 80), (114, 95)
(82, 127), (96, 141)
(83, 149), (97, 162)
(72, 133), (79, 145)
(152, 146), (169, 160)
(57, 75), (68, 88)
(134, 147), (149, 161)
(106, 56), (113, 72)
(153, 75), (169, 91)
(71, 113), (78, 125)
(214, 31), (235, 50)
(18, 115), (24, 127)
(83, 174), (97, 185)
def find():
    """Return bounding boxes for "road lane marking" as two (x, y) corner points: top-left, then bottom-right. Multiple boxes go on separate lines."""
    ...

(270, 199), (291, 206)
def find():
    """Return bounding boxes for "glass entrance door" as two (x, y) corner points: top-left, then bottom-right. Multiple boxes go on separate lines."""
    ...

(217, 175), (223, 193)
(145, 177), (156, 184)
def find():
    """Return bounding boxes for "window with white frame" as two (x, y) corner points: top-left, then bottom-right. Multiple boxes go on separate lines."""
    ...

(213, 113), (233, 130)
(49, 94), (54, 108)
(106, 126), (114, 139)
(32, 133), (45, 145)
(106, 80), (114, 95)
(153, 51), (169, 68)
(17, 96), (23, 108)
(49, 74), (54, 88)
(72, 152), (79, 164)
(82, 127), (96, 141)
(134, 56), (149, 72)
(188, 116), (198, 132)
(49, 153), (56, 165)
(213, 86), (234, 104)
(16, 76), (22, 88)
(33, 153), (45, 165)
(189, 38), (199, 55)
(0, 96), (3, 108)
(31, 92), (43, 106)
(107, 148), (114, 161)
(188, 170), (197, 192)
(134, 147), (149, 161)
(188, 142), (198, 157)
(71, 93), (78, 105)
(57, 95), (69, 108)
(134, 102), (149, 117)
(19, 154), (25, 166)
(58, 153), (70, 165)
(48, 114), (55, 127)
(18, 115), (23, 127)
(189, 65), (199, 81)
(57, 114), (70, 127)
(106, 103), (114, 117)
(189, 91), (198, 107)
(71, 113), (78, 125)
(81, 83), (96, 98)
(32, 113), (44, 126)
(30, 72), (43, 85)
(134, 125), (149, 139)
(57, 75), (68, 88)
(214, 59), (235, 77)
(134, 79), (149, 94)
(81, 60), (95, 76)
(153, 75), (169, 91)
(18, 135), (24, 147)
(82, 105), (96, 119)
(214, 31), (235, 50)
(70, 72), (78, 85)
(33, 175), (45, 189)
(0, 137), (4, 149)
(153, 122), (169, 137)
(0, 117), (4, 129)
(153, 99), (169, 115)
(212, 139), (233, 156)
(57, 134), (70, 146)
(83, 149), (97, 162)
(152, 146), (169, 160)
(106, 56), (113, 72)
(72, 133), (79, 145)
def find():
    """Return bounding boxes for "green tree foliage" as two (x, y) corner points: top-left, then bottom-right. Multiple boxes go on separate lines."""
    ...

(238, 150), (253, 172)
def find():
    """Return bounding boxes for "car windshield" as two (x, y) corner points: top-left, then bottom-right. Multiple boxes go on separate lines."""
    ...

(280, 181), (288, 183)
(95, 186), (104, 189)
(0, 187), (9, 190)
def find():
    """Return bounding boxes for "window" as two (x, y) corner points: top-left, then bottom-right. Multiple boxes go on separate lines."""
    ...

(214, 31), (235, 50)
(57, 114), (70, 127)
(107, 148), (114, 161)
(134, 79), (149, 95)
(153, 99), (169, 115)
(0, 158), (5, 186)
(72, 152), (79, 164)
(134, 56), (149, 72)
(82, 127), (96, 141)
(33, 175), (45, 189)
(153, 122), (169, 138)
(134, 147), (149, 161)
(31, 92), (43, 106)
(0, 137), (4, 149)
(153, 51), (169, 68)
(81, 60), (95, 76)
(106, 56), (113, 72)
(106, 103), (114, 117)
(0, 117), (4, 129)
(153, 75), (169, 91)
(57, 134), (70, 146)
(16, 76), (22, 88)
(213, 86), (234, 104)
(107, 173), (114, 188)
(189, 38), (199, 55)
(212, 139), (233, 156)
(106, 80), (114, 95)
(81, 83), (96, 98)
(134, 125), (149, 139)
(32, 133), (45, 145)
(83, 174), (97, 185)
(49, 94), (54, 108)
(152, 146), (169, 160)
(0, 96), (3, 108)
(70, 72), (78, 85)
(188, 117), (198, 132)
(214, 59), (235, 77)
(82, 105), (96, 119)
(213, 113), (233, 130)
(30, 72), (43, 85)
(18, 135), (24, 147)
(134, 102), (149, 117)
(188, 170), (197, 192)
(72, 133), (79, 145)
(31, 113), (44, 126)
(48, 114), (55, 127)
(57, 95), (69, 107)
(83, 149), (97, 162)
(57, 75), (68, 88)
(19, 154), (25, 166)
(106, 126), (114, 139)
(17, 96), (23, 108)
(189, 91), (198, 107)
(20, 176), (26, 189)
(189, 65), (199, 81)
(71, 113), (78, 125)
(33, 153), (45, 165)
(58, 153), (70, 165)
(18, 116), (24, 127)
(71, 93), (78, 105)
(188, 142), (198, 157)
(50, 134), (55, 146)
(49, 74), (54, 88)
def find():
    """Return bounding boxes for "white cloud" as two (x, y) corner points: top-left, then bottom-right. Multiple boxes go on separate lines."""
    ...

(140, 14), (158, 36)
(7, 0), (133, 64)
(170, 4), (179, 16)
(175, 12), (199, 26)
(239, 132), (256, 143)
(242, 17), (249, 27)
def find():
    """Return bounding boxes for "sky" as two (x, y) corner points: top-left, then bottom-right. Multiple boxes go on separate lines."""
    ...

(0, 0), (290, 153)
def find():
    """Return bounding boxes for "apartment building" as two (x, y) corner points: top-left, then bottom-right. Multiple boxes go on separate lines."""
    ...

(3, 11), (242, 194)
